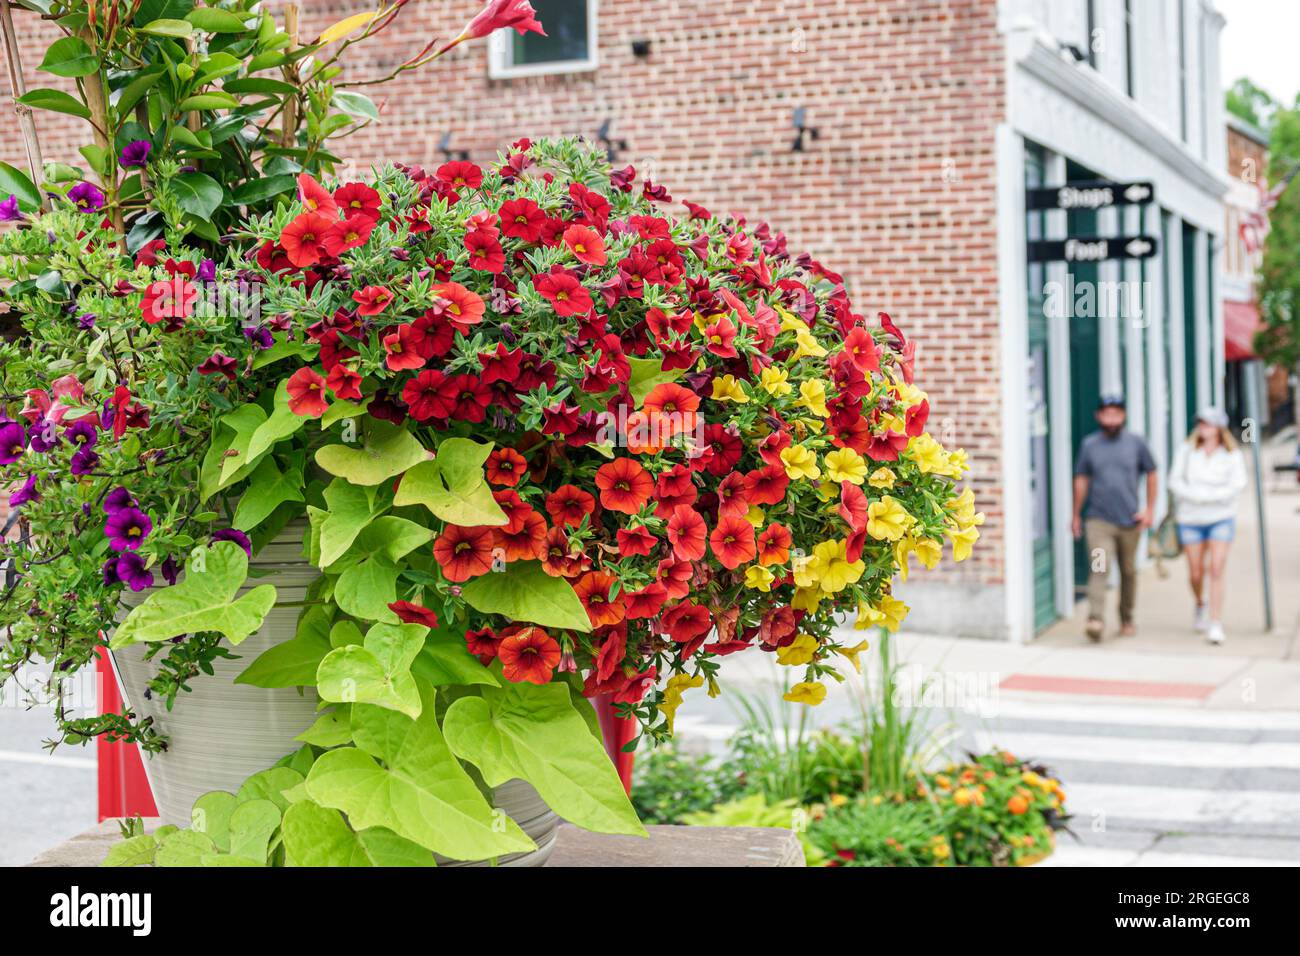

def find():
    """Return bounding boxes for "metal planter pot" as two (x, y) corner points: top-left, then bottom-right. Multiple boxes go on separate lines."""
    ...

(110, 525), (559, 866)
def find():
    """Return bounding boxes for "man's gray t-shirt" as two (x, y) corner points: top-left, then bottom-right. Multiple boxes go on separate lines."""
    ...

(1075, 430), (1157, 527)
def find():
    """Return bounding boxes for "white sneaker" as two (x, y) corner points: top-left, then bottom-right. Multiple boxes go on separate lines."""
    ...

(1194, 604), (1210, 633)
(1206, 622), (1226, 645)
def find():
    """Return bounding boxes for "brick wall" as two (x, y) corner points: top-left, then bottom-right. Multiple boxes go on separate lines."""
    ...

(1, 1), (1010, 603)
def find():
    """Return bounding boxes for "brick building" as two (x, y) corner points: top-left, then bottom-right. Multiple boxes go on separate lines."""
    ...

(0, 0), (1228, 641)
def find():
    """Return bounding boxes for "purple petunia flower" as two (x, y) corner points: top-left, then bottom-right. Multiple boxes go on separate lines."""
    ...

(77, 313), (97, 330)
(242, 325), (274, 350)
(211, 528), (252, 557)
(104, 506), (151, 551)
(8, 473), (39, 507)
(197, 258), (216, 283)
(119, 140), (151, 169)
(104, 487), (137, 514)
(160, 555), (180, 586)
(67, 181), (105, 213)
(64, 419), (97, 446)
(0, 421), (26, 464)
(115, 552), (154, 592)
(0, 193), (23, 222)
(101, 557), (121, 587)
(28, 418), (59, 454)
(69, 445), (99, 476)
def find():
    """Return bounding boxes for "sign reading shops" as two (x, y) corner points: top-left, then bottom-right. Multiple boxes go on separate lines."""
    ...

(1026, 179), (1155, 211)
(1026, 235), (1159, 263)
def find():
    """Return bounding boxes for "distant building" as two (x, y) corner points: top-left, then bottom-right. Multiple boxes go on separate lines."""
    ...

(0, 0), (1229, 642)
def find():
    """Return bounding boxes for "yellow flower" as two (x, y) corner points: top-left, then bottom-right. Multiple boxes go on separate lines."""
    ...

(823, 447), (867, 485)
(795, 539), (865, 594)
(658, 673), (704, 733)
(950, 524), (979, 562)
(875, 593), (909, 632)
(867, 467), (896, 489)
(776, 306), (806, 334)
(907, 433), (949, 474)
(744, 565), (775, 592)
(783, 681), (827, 706)
(795, 379), (829, 417)
(833, 639), (870, 673)
(793, 327), (827, 359)
(780, 444), (821, 481)
(791, 585), (823, 612)
(867, 495), (913, 541)
(854, 601), (886, 630)
(759, 366), (793, 398)
(948, 487), (984, 527)
(829, 793), (849, 808)
(947, 448), (970, 475)
(744, 505), (765, 527)
(894, 536), (915, 583)
(777, 632), (819, 666)
(914, 536), (942, 569)
(710, 374), (749, 404)
(893, 382), (927, 408)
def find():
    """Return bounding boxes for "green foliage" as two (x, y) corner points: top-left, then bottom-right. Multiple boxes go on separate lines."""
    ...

(680, 793), (825, 866)
(1257, 97), (1300, 369)
(808, 797), (952, 867)
(630, 745), (745, 825)
(1225, 77), (1278, 130)
(460, 560), (592, 632)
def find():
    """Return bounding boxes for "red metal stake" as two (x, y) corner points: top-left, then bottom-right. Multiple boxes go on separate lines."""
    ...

(592, 694), (637, 794)
(95, 647), (157, 821)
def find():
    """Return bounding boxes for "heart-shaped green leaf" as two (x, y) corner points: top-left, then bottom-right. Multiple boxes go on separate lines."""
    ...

(281, 801), (434, 867)
(460, 560), (591, 632)
(316, 420), (429, 486)
(315, 622), (426, 717)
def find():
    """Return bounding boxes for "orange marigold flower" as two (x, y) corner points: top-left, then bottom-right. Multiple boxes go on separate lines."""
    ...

(433, 524), (495, 582)
(595, 457), (653, 514)
(497, 625), (560, 684)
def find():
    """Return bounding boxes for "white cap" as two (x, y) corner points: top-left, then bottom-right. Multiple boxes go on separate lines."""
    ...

(1196, 407), (1228, 429)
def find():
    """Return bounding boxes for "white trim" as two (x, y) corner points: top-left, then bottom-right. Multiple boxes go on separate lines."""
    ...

(1193, 228), (1210, 411)
(997, 124), (1033, 645)
(1166, 212), (1188, 439)
(1044, 152), (1075, 621)
(487, 0), (599, 79)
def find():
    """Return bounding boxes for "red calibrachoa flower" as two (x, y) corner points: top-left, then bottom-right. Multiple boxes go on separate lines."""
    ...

(322, 215), (376, 256)
(545, 484), (596, 527)
(430, 282), (486, 331)
(486, 447), (527, 486)
(465, 627), (502, 664)
(498, 625), (561, 684)
(757, 523), (793, 566)
(286, 367), (328, 417)
(297, 173), (338, 217)
(334, 182), (382, 221)
(433, 524), (495, 582)
(496, 508), (547, 561)
(326, 363), (363, 401)
(383, 324), (425, 371)
(573, 570), (625, 628)
(279, 212), (333, 267)
(465, 229), (505, 273)
(563, 224), (607, 266)
(499, 197), (546, 242)
(353, 285), (394, 316)
(595, 458), (653, 514)
(615, 524), (657, 558)
(709, 516), (756, 570)
(666, 506), (707, 561)
(535, 269), (593, 317)
(437, 160), (484, 190)
(388, 600), (440, 627)
(402, 369), (446, 421)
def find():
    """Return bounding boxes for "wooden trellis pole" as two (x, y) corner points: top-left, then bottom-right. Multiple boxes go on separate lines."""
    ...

(0, 0), (49, 210)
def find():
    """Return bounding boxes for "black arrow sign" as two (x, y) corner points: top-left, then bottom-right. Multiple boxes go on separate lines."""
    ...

(1026, 180), (1156, 211)
(1026, 235), (1159, 263)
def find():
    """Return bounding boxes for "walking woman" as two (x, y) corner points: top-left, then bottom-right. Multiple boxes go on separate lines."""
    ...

(1168, 408), (1248, 645)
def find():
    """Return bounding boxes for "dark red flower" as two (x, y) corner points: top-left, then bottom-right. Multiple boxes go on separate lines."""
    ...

(466, 626), (502, 664)
(388, 600), (439, 627)
(436, 373), (491, 423)
(433, 524), (495, 582)
(616, 524), (657, 558)
(402, 369), (448, 421)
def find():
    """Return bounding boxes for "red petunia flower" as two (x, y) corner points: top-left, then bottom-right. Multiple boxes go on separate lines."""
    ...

(702, 315), (738, 358)
(863, 428), (909, 462)
(321, 215), (376, 257)
(573, 570), (626, 628)
(701, 424), (743, 476)
(429, 282), (486, 331)
(662, 601), (712, 646)
(709, 516), (756, 570)
(325, 363), (363, 401)
(716, 472), (750, 520)
(433, 524), (496, 582)
(286, 367), (328, 417)
(437, 160), (484, 190)
(280, 211), (334, 268)
(402, 368), (447, 421)
(757, 523), (793, 566)
(495, 510), (547, 562)
(624, 582), (667, 620)
(297, 173), (338, 217)
(614, 665), (657, 704)
(383, 324), (426, 371)
(498, 625), (560, 685)
(905, 398), (930, 437)
(466, 626), (502, 664)
(140, 277), (198, 325)
(535, 270), (593, 317)
(759, 605), (798, 648)
(388, 600), (439, 627)
(541, 527), (589, 578)
(544, 484), (596, 528)
(333, 182), (381, 221)
(654, 464), (698, 516)
(744, 463), (789, 506)
(562, 224), (607, 266)
(641, 382), (700, 436)
(657, 557), (693, 600)
(499, 197), (546, 242)
(478, 342), (522, 384)
(595, 457), (654, 515)
(436, 373), (491, 423)
(485, 447), (528, 487)
(616, 524), (658, 558)
(594, 626), (627, 683)
(838, 482), (869, 533)
(353, 285), (394, 316)
(666, 506), (707, 562)
(646, 306), (693, 345)
(843, 327), (881, 374)
(464, 229), (505, 273)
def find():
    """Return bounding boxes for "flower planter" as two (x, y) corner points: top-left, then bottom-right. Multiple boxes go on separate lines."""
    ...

(110, 525), (562, 865)
(110, 527), (321, 828)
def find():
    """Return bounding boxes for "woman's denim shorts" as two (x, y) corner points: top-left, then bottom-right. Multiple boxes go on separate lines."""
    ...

(1176, 519), (1236, 546)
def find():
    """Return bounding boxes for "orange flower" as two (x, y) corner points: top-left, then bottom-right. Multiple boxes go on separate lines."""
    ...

(286, 367), (328, 417)
(433, 524), (495, 582)
(666, 506), (707, 561)
(1007, 795), (1030, 815)
(497, 625), (560, 684)
(641, 382), (700, 437)
(545, 484), (596, 527)
(573, 570), (626, 628)
(540, 526), (589, 578)
(595, 458), (653, 514)
(429, 282), (486, 333)
(563, 223), (607, 265)
(279, 212), (333, 268)
(486, 447), (527, 486)
(756, 523), (792, 566)
(495, 509), (547, 561)
(709, 516), (756, 570)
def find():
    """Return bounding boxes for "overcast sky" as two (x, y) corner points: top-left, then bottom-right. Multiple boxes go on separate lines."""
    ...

(1216, 0), (1300, 106)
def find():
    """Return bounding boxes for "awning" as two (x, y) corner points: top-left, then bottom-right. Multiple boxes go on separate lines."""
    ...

(1224, 299), (1262, 362)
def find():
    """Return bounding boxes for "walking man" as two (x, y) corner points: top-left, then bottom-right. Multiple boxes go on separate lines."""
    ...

(1071, 395), (1158, 641)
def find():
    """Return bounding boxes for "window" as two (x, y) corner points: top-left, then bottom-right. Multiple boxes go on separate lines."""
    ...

(488, 0), (597, 78)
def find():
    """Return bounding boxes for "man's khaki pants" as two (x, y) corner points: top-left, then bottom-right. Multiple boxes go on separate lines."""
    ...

(1084, 518), (1142, 626)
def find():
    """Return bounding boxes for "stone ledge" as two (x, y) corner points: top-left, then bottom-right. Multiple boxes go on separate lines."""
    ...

(28, 819), (805, 868)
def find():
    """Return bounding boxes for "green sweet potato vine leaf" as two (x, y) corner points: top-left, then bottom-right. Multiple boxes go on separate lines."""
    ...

(111, 542), (276, 648)
(460, 560), (591, 632)
(393, 436), (508, 526)
(315, 622), (427, 717)
(315, 420), (429, 486)
(443, 681), (646, 838)
(281, 801), (434, 867)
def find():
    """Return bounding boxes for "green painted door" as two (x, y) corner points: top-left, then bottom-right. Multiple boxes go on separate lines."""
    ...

(1025, 144), (1056, 631)
(1067, 162), (1101, 594)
